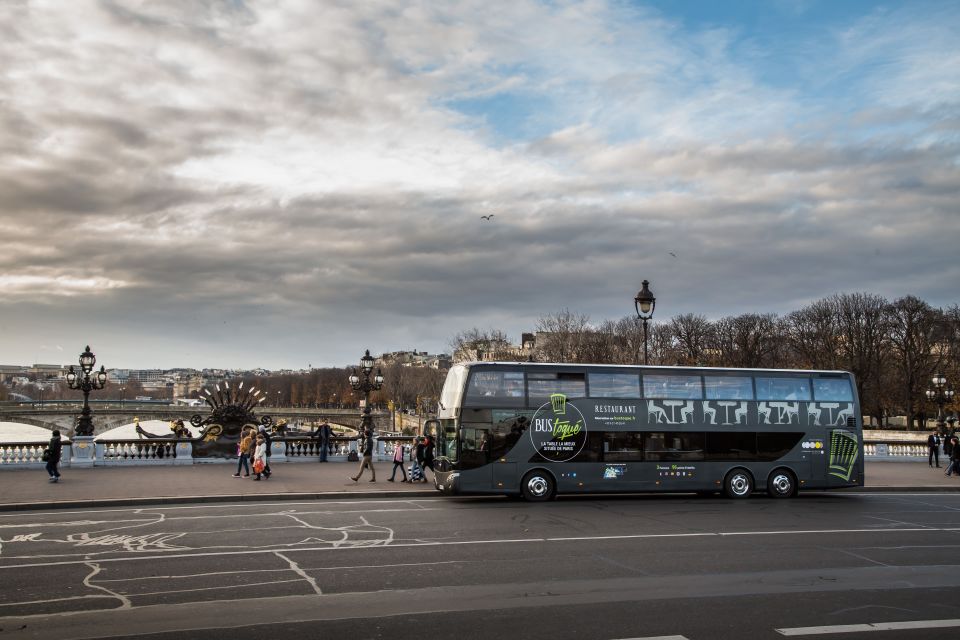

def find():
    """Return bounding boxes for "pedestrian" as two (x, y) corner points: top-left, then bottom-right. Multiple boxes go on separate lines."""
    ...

(317, 422), (332, 462)
(233, 433), (252, 477)
(252, 434), (267, 481)
(388, 440), (407, 482)
(414, 436), (426, 478)
(928, 430), (942, 468)
(44, 429), (62, 483)
(945, 432), (954, 460)
(350, 428), (376, 482)
(946, 437), (960, 477)
(258, 424), (272, 478)
(421, 434), (435, 483)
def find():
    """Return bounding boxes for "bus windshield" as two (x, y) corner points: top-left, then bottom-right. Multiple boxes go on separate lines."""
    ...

(438, 364), (467, 418)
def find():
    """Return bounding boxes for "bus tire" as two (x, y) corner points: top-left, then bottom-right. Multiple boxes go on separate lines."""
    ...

(723, 469), (753, 499)
(767, 468), (797, 499)
(521, 470), (555, 502)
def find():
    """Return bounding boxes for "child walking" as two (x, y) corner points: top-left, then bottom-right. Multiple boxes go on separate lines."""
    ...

(252, 434), (267, 481)
(388, 441), (407, 482)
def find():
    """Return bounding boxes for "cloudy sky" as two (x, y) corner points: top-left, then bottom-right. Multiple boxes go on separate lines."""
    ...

(1, 0), (957, 370)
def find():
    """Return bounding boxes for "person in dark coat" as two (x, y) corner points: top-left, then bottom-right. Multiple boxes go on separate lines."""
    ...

(317, 422), (332, 462)
(947, 437), (960, 477)
(45, 430), (62, 482)
(420, 435), (435, 483)
(929, 430), (942, 468)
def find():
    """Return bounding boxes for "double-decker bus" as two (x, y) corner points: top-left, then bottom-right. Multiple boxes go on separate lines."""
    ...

(427, 362), (863, 501)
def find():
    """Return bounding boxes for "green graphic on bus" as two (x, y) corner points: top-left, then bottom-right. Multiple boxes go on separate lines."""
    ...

(828, 430), (859, 480)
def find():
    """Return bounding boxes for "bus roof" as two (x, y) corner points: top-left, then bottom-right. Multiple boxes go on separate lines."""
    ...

(458, 361), (853, 376)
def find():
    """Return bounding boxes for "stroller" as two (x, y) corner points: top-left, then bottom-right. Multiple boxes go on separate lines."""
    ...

(408, 462), (424, 482)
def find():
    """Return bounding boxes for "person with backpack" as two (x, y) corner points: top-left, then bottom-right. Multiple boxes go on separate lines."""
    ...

(44, 429), (62, 483)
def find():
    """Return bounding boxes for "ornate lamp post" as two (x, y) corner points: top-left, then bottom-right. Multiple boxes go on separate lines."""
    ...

(349, 350), (384, 410)
(65, 345), (108, 437)
(926, 373), (955, 427)
(634, 279), (656, 365)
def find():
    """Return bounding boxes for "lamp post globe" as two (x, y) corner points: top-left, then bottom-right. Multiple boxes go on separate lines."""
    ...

(65, 345), (108, 437)
(634, 279), (656, 365)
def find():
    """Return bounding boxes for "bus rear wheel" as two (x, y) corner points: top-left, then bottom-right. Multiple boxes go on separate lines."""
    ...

(767, 469), (797, 499)
(724, 469), (753, 499)
(521, 470), (555, 502)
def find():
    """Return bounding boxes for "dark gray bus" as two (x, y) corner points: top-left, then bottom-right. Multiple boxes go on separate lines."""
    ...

(429, 362), (863, 501)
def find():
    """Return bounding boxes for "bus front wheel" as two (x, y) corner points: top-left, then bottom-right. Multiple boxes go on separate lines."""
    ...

(767, 469), (797, 499)
(521, 470), (555, 502)
(724, 469), (753, 499)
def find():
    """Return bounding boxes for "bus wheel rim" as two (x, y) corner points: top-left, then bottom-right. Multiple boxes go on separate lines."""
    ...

(772, 473), (791, 495)
(527, 476), (549, 497)
(730, 474), (750, 496)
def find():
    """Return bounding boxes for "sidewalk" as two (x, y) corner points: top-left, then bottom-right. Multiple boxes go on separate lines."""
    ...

(1, 460), (957, 512)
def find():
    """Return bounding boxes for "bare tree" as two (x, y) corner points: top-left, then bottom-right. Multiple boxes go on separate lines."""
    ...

(533, 309), (591, 363)
(449, 328), (515, 362)
(887, 296), (942, 428)
(711, 313), (785, 368)
(785, 298), (841, 369)
(670, 313), (713, 365)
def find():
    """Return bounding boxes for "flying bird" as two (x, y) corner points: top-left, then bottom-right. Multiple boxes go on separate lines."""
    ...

(480, 214), (494, 220)
(668, 252), (677, 258)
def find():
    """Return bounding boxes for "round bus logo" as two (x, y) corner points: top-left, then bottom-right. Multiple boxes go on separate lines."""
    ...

(529, 393), (588, 462)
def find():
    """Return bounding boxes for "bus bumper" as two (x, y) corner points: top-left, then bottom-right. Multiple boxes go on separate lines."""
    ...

(435, 471), (459, 495)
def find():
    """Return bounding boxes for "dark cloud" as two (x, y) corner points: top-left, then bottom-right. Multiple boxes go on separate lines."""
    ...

(0, 1), (957, 368)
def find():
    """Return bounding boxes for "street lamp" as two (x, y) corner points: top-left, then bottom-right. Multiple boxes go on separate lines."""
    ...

(349, 349), (384, 412)
(926, 373), (955, 426)
(120, 386), (125, 409)
(65, 345), (108, 437)
(634, 279), (656, 365)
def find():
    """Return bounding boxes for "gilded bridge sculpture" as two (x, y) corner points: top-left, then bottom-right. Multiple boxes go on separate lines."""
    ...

(135, 382), (285, 459)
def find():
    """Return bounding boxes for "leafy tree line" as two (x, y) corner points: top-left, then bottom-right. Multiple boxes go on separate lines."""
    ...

(451, 294), (960, 429)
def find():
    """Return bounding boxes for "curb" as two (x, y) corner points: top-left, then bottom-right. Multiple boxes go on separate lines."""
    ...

(1, 486), (958, 512)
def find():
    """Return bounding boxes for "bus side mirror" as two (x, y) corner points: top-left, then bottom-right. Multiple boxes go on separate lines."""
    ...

(423, 419), (440, 438)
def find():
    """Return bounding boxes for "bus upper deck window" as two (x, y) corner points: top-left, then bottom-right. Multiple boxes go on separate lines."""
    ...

(756, 377), (811, 402)
(813, 378), (853, 402)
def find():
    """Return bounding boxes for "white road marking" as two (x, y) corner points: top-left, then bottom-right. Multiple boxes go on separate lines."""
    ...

(0, 526), (953, 571)
(81, 562), (131, 610)
(611, 636), (689, 640)
(0, 498), (450, 518)
(274, 551), (322, 594)
(776, 618), (960, 635)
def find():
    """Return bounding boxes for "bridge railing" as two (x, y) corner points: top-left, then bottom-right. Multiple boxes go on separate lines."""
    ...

(96, 439), (193, 466)
(2, 435), (921, 468)
(0, 442), (72, 467)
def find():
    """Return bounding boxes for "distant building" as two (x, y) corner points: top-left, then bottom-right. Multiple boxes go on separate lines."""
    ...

(378, 350), (451, 371)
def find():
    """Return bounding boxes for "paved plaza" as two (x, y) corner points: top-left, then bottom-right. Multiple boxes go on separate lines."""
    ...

(0, 459), (956, 511)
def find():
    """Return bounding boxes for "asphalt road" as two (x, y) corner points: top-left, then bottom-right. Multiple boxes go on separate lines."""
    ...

(2, 492), (960, 639)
